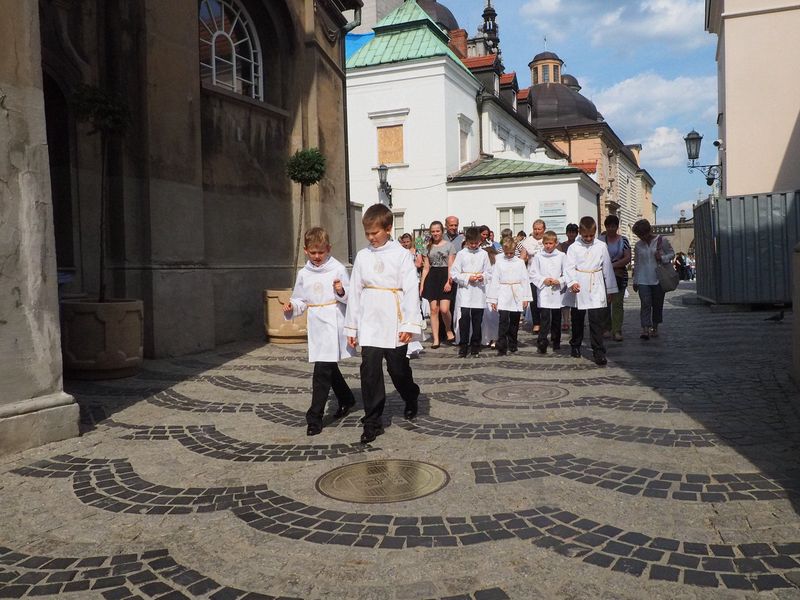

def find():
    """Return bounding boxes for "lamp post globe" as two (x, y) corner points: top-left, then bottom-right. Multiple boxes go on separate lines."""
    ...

(377, 163), (389, 185)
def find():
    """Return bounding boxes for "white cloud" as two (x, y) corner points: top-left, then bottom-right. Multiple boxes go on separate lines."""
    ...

(519, 0), (711, 51)
(640, 127), (686, 168)
(588, 72), (717, 143)
(660, 200), (697, 224)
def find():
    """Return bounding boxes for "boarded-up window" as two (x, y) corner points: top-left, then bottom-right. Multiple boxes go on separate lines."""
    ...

(377, 125), (404, 164)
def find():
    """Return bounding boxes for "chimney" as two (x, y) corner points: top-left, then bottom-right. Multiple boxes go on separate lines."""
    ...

(449, 28), (468, 58)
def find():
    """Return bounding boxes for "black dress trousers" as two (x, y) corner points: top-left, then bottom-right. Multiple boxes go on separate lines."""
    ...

(360, 345), (420, 430)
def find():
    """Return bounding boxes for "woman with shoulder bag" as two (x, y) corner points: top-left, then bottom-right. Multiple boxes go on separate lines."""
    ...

(631, 219), (675, 340)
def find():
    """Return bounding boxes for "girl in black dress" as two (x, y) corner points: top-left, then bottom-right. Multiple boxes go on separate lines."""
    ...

(420, 221), (456, 348)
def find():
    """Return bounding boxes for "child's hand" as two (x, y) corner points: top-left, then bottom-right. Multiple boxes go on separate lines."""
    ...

(398, 332), (412, 344)
(469, 274), (482, 283)
(333, 279), (345, 296)
(523, 301), (529, 310)
(347, 336), (358, 348)
(283, 301), (293, 313)
(570, 283), (581, 293)
(490, 303), (497, 312)
(443, 281), (452, 293)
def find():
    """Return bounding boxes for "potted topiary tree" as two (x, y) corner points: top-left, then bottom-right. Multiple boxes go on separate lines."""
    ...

(264, 148), (327, 343)
(59, 84), (144, 378)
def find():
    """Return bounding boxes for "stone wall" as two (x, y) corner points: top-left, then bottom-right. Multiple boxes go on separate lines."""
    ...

(0, 0), (78, 455)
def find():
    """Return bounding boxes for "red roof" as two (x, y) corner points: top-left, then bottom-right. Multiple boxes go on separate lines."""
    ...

(517, 88), (530, 101)
(570, 160), (598, 174)
(499, 72), (518, 88)
(461, 55), (499, 70)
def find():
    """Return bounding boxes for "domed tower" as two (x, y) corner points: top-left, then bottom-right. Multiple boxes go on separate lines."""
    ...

(416, 0), (459, 32)
(481, 0), (499, 52)
(529, 51), (563, 85)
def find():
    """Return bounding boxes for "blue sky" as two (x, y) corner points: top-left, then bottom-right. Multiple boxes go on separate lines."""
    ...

(447, 0), (719, 223)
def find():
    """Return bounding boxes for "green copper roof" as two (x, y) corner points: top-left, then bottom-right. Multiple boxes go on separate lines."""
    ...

(449, 157), (582, 182)
(347, 0), (474, 77)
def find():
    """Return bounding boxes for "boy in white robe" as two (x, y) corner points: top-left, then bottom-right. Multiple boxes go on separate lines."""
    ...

(487, 238), (532, 356)
(451, 227), (492, 358)
(283, 227), (355, 436)
(529, 230), (566, 354)
(345, 204), (423, 444)
(564, 216), (618, 366)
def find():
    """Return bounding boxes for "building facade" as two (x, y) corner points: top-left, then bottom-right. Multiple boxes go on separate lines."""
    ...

(346, 1), (600, 242)
(0, 0), (360, 455)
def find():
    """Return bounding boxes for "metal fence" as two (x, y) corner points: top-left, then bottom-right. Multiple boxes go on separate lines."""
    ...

(693, 190), (800, 304)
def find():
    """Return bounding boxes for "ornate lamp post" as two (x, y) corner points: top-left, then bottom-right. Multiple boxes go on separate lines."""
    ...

(684, 130), (722, 186)
(377, 163), (392, 208)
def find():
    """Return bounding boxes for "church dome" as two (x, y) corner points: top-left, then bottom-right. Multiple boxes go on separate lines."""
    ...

(531, 51), (562, 64)
(561, 74), (581, 91)
(417, 0), (460, 31)
(530, 83), (601, 129)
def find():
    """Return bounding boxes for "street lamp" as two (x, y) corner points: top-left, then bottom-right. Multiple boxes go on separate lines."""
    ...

(377, 163), (392, 208)
(684, 129), (721, 186)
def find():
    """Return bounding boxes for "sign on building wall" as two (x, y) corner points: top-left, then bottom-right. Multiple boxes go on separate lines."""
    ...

(540, 200), (567, 239)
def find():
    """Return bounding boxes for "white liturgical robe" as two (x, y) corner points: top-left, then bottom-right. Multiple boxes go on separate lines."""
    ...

(487, 255), (532, 312)
(345, 240), (423, 349)
(450, 247), (491, 309)
(286, 256), (354, 363)
(529, 249), (567, 309)
(564, 239), (618, 310)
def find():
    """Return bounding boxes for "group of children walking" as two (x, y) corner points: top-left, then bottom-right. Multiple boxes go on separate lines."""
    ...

(285, 206), (617, 444)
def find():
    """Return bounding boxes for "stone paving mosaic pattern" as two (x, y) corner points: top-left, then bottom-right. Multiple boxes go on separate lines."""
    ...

(3, 285), (800, 598)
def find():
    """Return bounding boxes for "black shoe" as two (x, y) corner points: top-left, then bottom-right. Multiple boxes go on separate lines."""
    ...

(404, 400), (418, 420)
(537, 344), (547, 354)
(570, 346), (581, 358)
(470, 347), (480, 357)
(496, 350), (507, 356)
(509, 347), (518, 353)
(360, 425), (385, 444)
(594, 354), (608, 366)
(457, 347), (468, 358)
(333, 402), (355, 419)
(552, 342), (561, 350)
(306, 424), (322, 436)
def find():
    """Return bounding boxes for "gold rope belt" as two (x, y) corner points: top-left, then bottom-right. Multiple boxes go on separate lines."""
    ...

(576, 268), (602, 291)
(364, 285), (403, 321)
(500, 281), (522, 303)
(307, 300), (338, 308)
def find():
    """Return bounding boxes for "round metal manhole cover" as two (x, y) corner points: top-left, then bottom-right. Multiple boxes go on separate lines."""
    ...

(482, 384), (569, 404)
(315, 459), (450, 504)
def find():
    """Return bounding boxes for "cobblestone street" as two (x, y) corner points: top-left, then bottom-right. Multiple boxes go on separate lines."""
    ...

(2, 285), (800, 599)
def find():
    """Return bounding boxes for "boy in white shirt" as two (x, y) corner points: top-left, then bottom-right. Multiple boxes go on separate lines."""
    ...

(283, 227), (355, 436)
(345, 204), (423, 444)
(529, 230), (566, 354)
(451, 227), (491, 358)
(564, 216), (618, 366)
(487, 238), (532, 356)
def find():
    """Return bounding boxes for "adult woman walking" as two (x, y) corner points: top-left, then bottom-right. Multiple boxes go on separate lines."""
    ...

(632, 219), (675, 340)
(420, 221), (456, 348)
(599, 215), (631, 341)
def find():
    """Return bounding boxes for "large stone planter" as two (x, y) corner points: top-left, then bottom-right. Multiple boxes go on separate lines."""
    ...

(61, 299), (144, 379)
(264, 288), (307, 344)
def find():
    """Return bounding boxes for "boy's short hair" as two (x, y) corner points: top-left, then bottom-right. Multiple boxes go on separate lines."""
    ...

(632, 219), (652, 237)
(565, 223), (579, 233)
(516, 231), (527, 239)
(464, 227), (481, 243)
(304, 227), (330, 248)
(499, 228), (513, 239)
(362, 203), (393, 230)
(501, 238), (516, 253)
(579, 216), (597, 232)
(604, 214), (620, 228)
(542, 230), (558, 243)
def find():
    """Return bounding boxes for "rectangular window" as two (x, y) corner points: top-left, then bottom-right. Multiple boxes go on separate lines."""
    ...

(377, 125), (404, 165)
(542, 65), (550, 83)
(460, 129), (469, 165)
(533, 67), (538, 85)
(393, 212), (405, 239)
(553, 65), (560, 82)
(498, 207), (524, 233)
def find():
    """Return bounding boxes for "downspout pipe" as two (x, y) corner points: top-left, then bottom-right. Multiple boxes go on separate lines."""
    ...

(341, 7), (361, 263)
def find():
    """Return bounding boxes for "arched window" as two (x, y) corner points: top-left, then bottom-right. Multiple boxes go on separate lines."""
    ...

(199, 0), (263, 101)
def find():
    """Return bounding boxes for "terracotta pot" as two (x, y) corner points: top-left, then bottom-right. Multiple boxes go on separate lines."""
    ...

(60, 299), (144, 379)
(264, 288), (307, 344)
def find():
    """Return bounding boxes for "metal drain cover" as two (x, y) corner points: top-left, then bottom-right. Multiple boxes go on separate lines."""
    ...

(482, 384), (569, 403)
(315, 459), (450, 504)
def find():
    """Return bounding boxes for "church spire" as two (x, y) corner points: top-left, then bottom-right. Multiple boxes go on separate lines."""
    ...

(482, 0), (499, 53)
